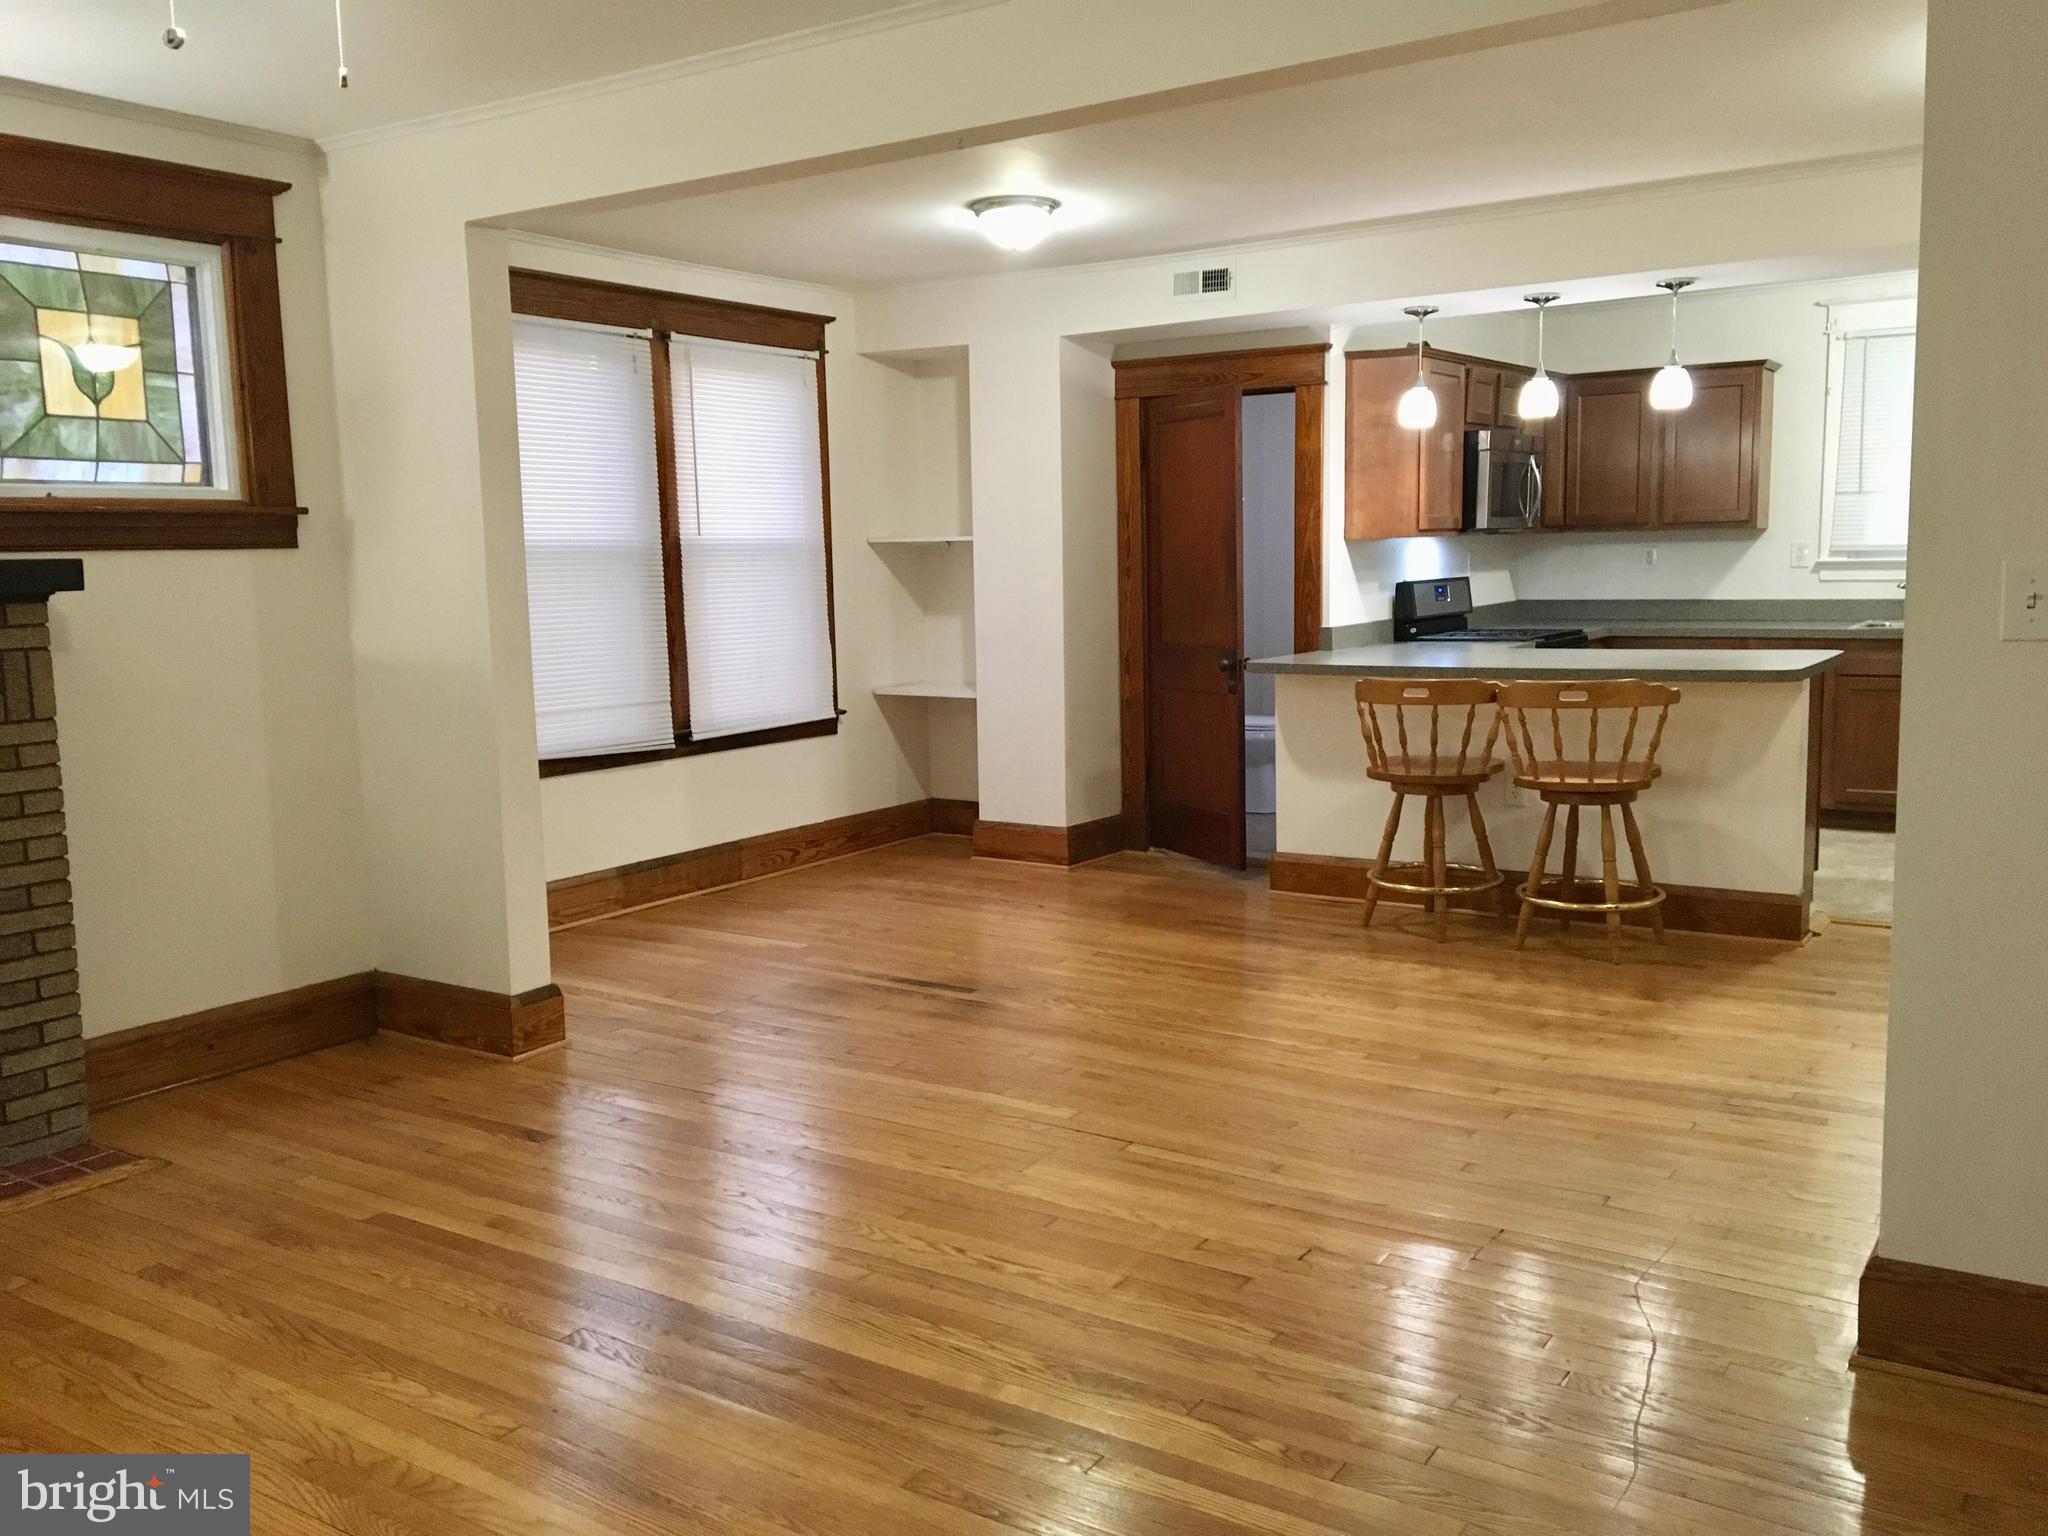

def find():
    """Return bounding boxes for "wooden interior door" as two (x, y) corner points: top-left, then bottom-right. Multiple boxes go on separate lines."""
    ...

(1143, 389), (1246, 868)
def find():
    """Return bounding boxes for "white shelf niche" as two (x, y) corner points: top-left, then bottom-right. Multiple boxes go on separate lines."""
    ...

(872, 680), (977, 700)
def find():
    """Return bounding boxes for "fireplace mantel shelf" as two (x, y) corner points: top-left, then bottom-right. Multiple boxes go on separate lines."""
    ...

(0, 560), (84, 601)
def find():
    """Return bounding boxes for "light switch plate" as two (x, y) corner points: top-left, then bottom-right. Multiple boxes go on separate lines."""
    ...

(2001, 562), (2046, 641)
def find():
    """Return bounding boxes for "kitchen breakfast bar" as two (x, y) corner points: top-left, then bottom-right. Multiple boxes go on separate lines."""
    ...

(1246, 642), (1845, 940)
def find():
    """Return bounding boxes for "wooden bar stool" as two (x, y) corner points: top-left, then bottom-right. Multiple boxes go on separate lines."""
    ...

(1495, 679), (1680, 961)
(1354, 679), (1506, 940)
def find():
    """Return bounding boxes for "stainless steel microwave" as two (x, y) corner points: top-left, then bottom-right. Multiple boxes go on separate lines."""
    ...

(1463, 429), (1542, 531)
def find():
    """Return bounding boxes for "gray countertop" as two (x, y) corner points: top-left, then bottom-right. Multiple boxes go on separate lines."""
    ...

(1247, 641), (1843, 683)
(1318, 598), (1904, 650)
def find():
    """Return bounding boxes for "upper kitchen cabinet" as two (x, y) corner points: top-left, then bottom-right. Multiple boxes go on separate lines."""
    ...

(1345, 350), (1468, 540)
(1564, 361), (1777, 530)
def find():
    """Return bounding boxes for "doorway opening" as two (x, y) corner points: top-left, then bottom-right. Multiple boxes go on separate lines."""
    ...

(1112, 344), (1326, 871)
(1241, 391), (1296, 865)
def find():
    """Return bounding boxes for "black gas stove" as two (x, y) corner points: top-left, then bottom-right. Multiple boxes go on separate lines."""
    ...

(1391, 578), (1589, 648)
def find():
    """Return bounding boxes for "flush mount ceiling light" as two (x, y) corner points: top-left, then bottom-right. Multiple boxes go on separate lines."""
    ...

(1396, 305), (1440, 430)
(966, 195), (1062, 252)
(1649, 277), (1697, 411)
(1518, 293), (1561, 420)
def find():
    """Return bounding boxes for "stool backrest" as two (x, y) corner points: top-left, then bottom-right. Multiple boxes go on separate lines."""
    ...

(1494, 678), (1681, 781)
(1355, 678), (1500, 775)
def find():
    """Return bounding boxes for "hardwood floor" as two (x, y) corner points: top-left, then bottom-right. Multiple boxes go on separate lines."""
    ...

(4, 837), (2045, 1534)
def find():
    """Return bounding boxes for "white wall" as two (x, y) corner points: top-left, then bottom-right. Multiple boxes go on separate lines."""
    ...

(503, 239), (931, 882)
(1878, 0), (2048, 1288)
(0, 89), (372, 1038)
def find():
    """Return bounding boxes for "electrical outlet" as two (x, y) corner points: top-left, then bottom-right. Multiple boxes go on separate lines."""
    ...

(1504, 781), (1530, 808)
(1643, 547), (1659, 569)
(1790, 540), (1814, 567)
(2001, 562), (2046, 641)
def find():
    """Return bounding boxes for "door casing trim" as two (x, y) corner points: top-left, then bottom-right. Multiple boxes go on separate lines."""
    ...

(1114, 346), (1327, 852)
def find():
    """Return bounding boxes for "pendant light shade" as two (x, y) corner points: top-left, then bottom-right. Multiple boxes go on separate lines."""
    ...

(1649, 277), (1696, 412)
(1648, 362), (1694, 411)
(1396, 305), (1440, 430)
(1517, 293), (1561, 420)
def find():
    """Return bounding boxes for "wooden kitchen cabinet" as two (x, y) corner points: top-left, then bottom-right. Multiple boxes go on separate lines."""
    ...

(1566, 373), (1657, 527)
(1818, 640), (1902, 822)
(1564, 361), (1776, 530)
(1465, 365), (1502, 429)
(1345, 351), (1468, 539)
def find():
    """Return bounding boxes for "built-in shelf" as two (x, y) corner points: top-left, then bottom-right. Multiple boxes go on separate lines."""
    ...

(873, 681), (977, 700)
(868, 534), (973, 547)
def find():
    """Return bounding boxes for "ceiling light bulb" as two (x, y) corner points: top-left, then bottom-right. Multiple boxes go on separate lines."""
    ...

(1649, 362), (1694, 411)
(73, 342), (140, 374)
(967, 195), (1061, 252)
(1396, 382), (1439, 429)
(1517, 372), (1559, 421)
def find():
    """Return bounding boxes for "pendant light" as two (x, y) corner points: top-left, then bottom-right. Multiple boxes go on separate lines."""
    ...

(1648, 277), (1696, 411)
(1395, 305), (1440, 430)
(161, 0), (186, 49)
(1517, 293), (1561, 420)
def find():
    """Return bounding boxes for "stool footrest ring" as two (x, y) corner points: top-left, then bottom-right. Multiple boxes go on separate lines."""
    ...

(1517, 877), (1666, 915)
(1368, 862), (1506, 899)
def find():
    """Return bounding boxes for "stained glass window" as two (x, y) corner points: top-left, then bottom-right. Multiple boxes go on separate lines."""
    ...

(0, 218), (234, 496)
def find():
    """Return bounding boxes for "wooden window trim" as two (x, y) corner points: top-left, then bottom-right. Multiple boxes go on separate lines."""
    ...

(512, 270), (840, 772)
(0, 133), (301, 551)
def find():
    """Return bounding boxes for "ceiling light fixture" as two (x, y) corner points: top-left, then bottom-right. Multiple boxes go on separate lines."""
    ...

(1518, 293), (1561, 420)
(966, 195), (1061, 252)
(1396, 305), (1440, 430)
(1649, 277), (1696, 411)
(158, 0), (352, 89)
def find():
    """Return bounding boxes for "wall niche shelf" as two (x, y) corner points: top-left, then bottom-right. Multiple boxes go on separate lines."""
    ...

(873, 681), (977, 701)
(869, 534), (973, 547)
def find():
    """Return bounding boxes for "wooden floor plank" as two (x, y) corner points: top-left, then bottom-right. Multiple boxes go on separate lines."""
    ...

(1, 838), (2042, 1535)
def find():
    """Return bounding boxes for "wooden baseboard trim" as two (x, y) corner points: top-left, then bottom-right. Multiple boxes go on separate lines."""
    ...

(373, 972), (565, 1059)
(546, 798), (975, 927)
(1267, 851), (1808, 941)
(972, 813), (1126, 867)
(86, 972), (377, 1109)
(1858, 1254), (2048, 1398)
(930, 798), (978, 836)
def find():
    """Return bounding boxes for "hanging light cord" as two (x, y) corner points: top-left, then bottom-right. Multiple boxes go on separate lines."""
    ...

(334, 0), (351, 88)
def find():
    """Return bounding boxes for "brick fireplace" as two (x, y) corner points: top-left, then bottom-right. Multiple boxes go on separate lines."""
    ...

(0, 559), (86, 1167)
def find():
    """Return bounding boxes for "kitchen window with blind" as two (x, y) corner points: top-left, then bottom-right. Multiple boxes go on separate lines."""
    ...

(1817, 296), (1916, 574)
(509, 270), (838, 772)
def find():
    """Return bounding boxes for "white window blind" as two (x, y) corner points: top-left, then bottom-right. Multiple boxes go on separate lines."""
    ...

(513, 317), (675, 758)
(1821, 300), (1916, 563)
(670, 336), (835, 739)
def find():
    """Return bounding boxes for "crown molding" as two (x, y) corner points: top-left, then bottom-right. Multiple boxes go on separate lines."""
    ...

(318, 0), (1009, 155)
(0, 75), (320, 159)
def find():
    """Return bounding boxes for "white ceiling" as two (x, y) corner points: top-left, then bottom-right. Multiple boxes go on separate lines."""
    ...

(0, 0), (939, 142)
(517, 0), (1925, 291)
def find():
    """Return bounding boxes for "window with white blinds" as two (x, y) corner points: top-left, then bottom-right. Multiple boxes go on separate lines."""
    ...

(670, 337), (836, 739)
(512, 317), (675, 758)
(1820, 299), (1916, 566)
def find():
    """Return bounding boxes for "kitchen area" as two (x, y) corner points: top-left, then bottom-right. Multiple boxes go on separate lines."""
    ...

(1237, 268), (1911, 939)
